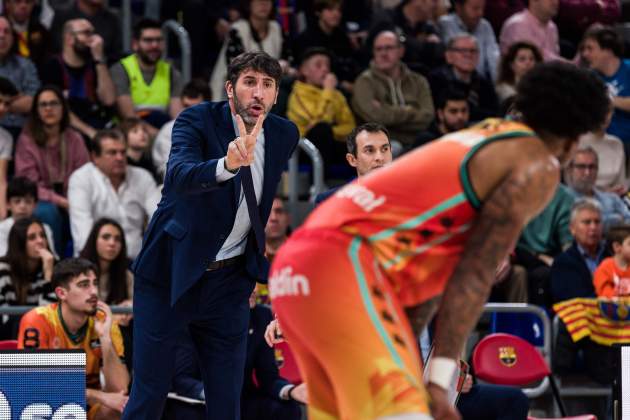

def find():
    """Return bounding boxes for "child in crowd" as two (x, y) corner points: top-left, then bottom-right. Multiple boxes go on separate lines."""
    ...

(593, 225), (630, 298)
(0, 177), (56, 257)
(118, 118), (160, 183)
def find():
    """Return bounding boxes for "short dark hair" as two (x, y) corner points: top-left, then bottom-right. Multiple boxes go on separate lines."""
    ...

(435, 88), (468, 110)
(514, 62), (609, 141)
(0, 76), (17, 97)
(181, 78), (212, 101)
(52, 258), (97, 290)
(7, 177), (37, 202)
(296, 47), (332, 68)
(583, 26), (624, 58)
(346, 122), (389, 156)
(227, 51), (282, 89)
(117, 118), (144, 139)
(92, 129), (125, 156)
(314, 0), (343, 13)
(607, 225), (630, 249)
(133, 18), (161, 40)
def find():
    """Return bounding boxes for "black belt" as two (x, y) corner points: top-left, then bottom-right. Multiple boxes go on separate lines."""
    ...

(206, 255), (245, 271)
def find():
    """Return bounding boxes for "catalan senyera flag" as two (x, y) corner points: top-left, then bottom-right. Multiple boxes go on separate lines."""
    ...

(553, 297), (630, 346)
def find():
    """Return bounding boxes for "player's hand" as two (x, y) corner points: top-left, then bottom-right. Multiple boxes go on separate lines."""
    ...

(264, 318), (284, 347)
(290, 383), (308, 403)
(427, 383), (461, 420)
(101, 390), (128, 413)
(38, 248), (55, 281)
(94, 301), (113, 339)
(225, 113), (264, 171)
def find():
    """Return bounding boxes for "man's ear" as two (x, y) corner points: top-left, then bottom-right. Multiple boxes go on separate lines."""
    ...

(346, 153), (358, 168)
(225, 80), (233, 98)
(54, 286), (66, 301)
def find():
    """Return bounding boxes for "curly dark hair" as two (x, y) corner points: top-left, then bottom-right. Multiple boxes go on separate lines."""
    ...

(497, 41), (543, 86)
(514, 61), (610, 140)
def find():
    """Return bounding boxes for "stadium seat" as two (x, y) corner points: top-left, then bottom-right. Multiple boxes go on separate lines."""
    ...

(274, 341), (302, 384)
(473, 333), (595, 419)
(0, 340), (17, 350)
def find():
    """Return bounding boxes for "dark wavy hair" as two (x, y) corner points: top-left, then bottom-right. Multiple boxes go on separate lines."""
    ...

(497, 41), (543, 86)
(514, 61), (610, 140)
(27, 85), (70, 148)
(0, 217), (50, 304)
(79, 218), (130, 304)
(227, 51), (282, 89)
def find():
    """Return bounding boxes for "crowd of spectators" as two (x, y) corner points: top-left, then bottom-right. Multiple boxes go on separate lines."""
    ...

(0, 0), (625, 418)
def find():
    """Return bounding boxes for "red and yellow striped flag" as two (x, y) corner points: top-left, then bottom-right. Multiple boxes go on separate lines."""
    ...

(553, 297), (630, 346)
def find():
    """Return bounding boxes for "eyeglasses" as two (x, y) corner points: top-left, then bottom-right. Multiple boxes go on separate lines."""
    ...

(38, 100), (61, 109)
(572, 163), (598, 171)
(374, 45), (399, 53)
(140, 37), (163, 44)
(449, 47), (479, 55)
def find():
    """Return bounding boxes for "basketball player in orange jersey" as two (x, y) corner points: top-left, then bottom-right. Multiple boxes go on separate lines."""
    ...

(266, 61), (610, 420)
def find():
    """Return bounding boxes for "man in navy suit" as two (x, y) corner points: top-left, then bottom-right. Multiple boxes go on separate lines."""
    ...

(122, 51), (299, 420)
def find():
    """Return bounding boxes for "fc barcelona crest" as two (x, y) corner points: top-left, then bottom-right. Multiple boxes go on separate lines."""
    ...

(499, 346), (517, 367)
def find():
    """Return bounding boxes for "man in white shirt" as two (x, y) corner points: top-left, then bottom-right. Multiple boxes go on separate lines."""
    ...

(152, 79), (211, 179)
(0, 176), (56, 257)
(68, 129), (160, 258)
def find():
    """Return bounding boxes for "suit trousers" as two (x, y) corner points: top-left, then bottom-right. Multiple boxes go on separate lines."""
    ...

(122, 264), (256, 420)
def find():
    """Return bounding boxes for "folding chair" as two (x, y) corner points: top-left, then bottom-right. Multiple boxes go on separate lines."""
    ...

(472, 333), (596, 420)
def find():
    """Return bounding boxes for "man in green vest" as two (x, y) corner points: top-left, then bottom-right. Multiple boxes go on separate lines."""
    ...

(110, 18), (183, 132)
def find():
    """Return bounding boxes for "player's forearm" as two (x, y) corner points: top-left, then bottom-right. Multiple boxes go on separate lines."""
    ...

(100, 338), (129, 392)
(433, 179), (535, 360)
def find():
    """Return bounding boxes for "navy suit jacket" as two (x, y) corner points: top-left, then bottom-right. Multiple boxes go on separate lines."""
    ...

(132, 102), (299, 304)
(550, 241), (609, 303)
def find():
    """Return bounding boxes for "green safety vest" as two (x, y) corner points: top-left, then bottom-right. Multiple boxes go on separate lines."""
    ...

(120, 54), (171, 111)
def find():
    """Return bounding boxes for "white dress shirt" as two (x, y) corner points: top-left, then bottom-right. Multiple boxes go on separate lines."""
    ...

(68, 162), (161, 258)
(214, 116), (265, 261)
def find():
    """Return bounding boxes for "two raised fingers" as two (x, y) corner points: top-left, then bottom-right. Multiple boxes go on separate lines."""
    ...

(235, 113), (265, 140)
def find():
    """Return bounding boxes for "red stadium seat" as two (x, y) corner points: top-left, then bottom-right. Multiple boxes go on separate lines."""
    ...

(0, 340), (18, 350)
(473, 333), (595, 419)
(274, 341), (302, 384)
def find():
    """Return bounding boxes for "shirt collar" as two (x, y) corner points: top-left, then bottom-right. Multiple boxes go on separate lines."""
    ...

(577, 242), (605, 261)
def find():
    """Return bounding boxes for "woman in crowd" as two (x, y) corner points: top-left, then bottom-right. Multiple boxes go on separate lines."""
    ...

(495, 41), (542, 109)
(79, 218), (133, 306)
(15, 85), (90, 252)
(0, 217), (55, 338)
(210, 0), (284, 101)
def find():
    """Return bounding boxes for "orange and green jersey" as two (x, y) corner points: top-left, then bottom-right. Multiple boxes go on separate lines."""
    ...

(304, 118), (537, 307)
(17, 303), (125, 389)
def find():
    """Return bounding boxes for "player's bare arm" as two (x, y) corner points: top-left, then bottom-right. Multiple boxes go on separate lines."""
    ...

(405, 296), (440, 336)
(432, 145), (560, 363)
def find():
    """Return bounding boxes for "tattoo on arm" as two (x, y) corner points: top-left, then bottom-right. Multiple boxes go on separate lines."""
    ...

(432, 166), (556, 360)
